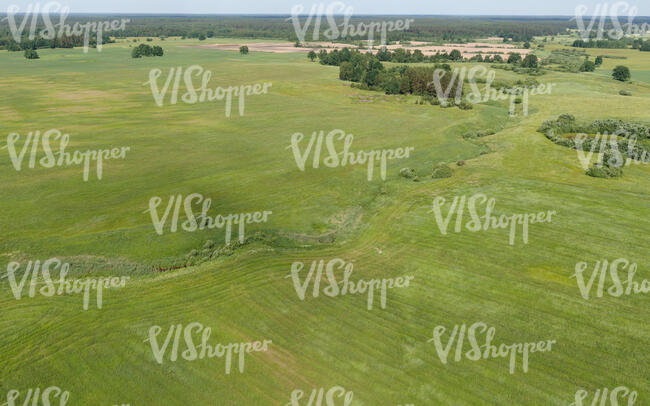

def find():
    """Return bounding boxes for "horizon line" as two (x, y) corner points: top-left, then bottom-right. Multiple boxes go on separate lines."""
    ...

(1, 12), (649, 17)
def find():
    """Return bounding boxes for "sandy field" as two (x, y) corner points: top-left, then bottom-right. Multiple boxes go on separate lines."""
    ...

(189, 41), (532, 57)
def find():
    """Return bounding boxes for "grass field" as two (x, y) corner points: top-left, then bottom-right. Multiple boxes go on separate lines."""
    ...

(0, 37), (649, 405)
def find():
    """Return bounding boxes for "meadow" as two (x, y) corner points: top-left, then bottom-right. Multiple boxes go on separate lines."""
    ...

(0, 35), (649, 405)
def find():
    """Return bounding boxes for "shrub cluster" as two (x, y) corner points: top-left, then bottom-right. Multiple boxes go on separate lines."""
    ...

(331, 49), (464, 104)
(537, 115), (650, 178)
(184, 233), (267, 267)
(462, 129), (496, 139)
(131, 43), (164, 58)
(586, 149), (624, 178)
(432, 163), (453, 178)
(24, 49), (39, 59)
(399, 168), (419, 181)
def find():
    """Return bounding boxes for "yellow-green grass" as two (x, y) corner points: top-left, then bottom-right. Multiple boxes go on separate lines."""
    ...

(0, 40), (648, 405)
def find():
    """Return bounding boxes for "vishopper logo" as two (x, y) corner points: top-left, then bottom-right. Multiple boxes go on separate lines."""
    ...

(2, 2), (129, 52)
(144, 65), (272, 117)
(2, 387), (69, 406)
(145, 193), (272, 244)
(144, 323), (271, 374)
(3, 258), (129, 310)
(1, 387), (129, 406)
(430, 66), (555, 116)
(287, 259), (415, 310)
(288, 1), (413, 49)
(570, 387), (638, 406)
(572, 258), (649, 299)
(429, 193), (557, 245)
(286, 386), (353, 406)
(288, 129), (415, 181)
(573, 2), (649, 40)
(2, 130), (130, 181)
(427, 322), (557, 374)
(575, 132), (650, 170)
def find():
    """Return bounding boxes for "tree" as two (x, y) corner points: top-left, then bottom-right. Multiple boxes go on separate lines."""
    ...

(640, 42), (650, 52)
(239, 46), (249, 55)
(24, 49), (39, 59)
(307, 50), (317, 62)
(523, 42), (531, 49)
(594, 55), (603, 66)
(152, 46), (164, 56)
(507, 52), (522, 64)
(580, 60), (596, 72)
(199, 34), (206, 41)
(572, 39), (586, 48)
(449, 49), (462, 61)
(521, 54), (538, 68)
(361, 58), (384, 86)
(7, 41), (22, 51)
(339, 62), (354, 81)
(493, 55), (504, 63)
(612, 65), (631, 81)
(131, 44), (163, 58)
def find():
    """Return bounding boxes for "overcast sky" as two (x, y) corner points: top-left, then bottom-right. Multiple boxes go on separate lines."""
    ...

(1, 0), (648, 16)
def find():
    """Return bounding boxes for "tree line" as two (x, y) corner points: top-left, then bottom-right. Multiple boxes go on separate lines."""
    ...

(0, 34), (111, 51)
(0, 15), (589, 46)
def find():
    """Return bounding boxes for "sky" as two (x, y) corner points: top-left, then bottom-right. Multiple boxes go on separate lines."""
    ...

(0, 0), (649, 16)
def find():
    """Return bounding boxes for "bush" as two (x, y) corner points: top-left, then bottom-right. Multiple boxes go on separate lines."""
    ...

(580, 60), (596, 72)
(457, 160), (466, 166)
(7, 41), (22, 51)
(131, 44), (163, 58)
(586, 148), (624, 178)
(240, 45), (249, 55)
(24, 49), (39, 59)
(399, 168), (418, 181)
(619, 89), (632, 96)
(594, 55), (603, 66)
(458, 100), (473, 110)
(432, 164), (453, 179)
(612, 65), (631, 81)
(586, 165), (622, 178)
(507, 53), (522, 64)
(521, 54), (538, 68)
(462, 129), (495, 139)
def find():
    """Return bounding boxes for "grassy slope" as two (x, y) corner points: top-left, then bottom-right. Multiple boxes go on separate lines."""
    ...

(0, 39), (648, 405)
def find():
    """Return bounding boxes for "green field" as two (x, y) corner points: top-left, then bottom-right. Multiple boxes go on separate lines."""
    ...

(0, 37), (649, 405)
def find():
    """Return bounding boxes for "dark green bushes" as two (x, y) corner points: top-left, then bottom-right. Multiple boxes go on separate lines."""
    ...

(24, 49), (39, 59)
(612, 66), (631, 81)
(131, 44), (163, 58)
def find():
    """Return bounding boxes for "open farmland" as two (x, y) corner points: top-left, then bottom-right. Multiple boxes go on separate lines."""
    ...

(0, 13), (649, 406)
